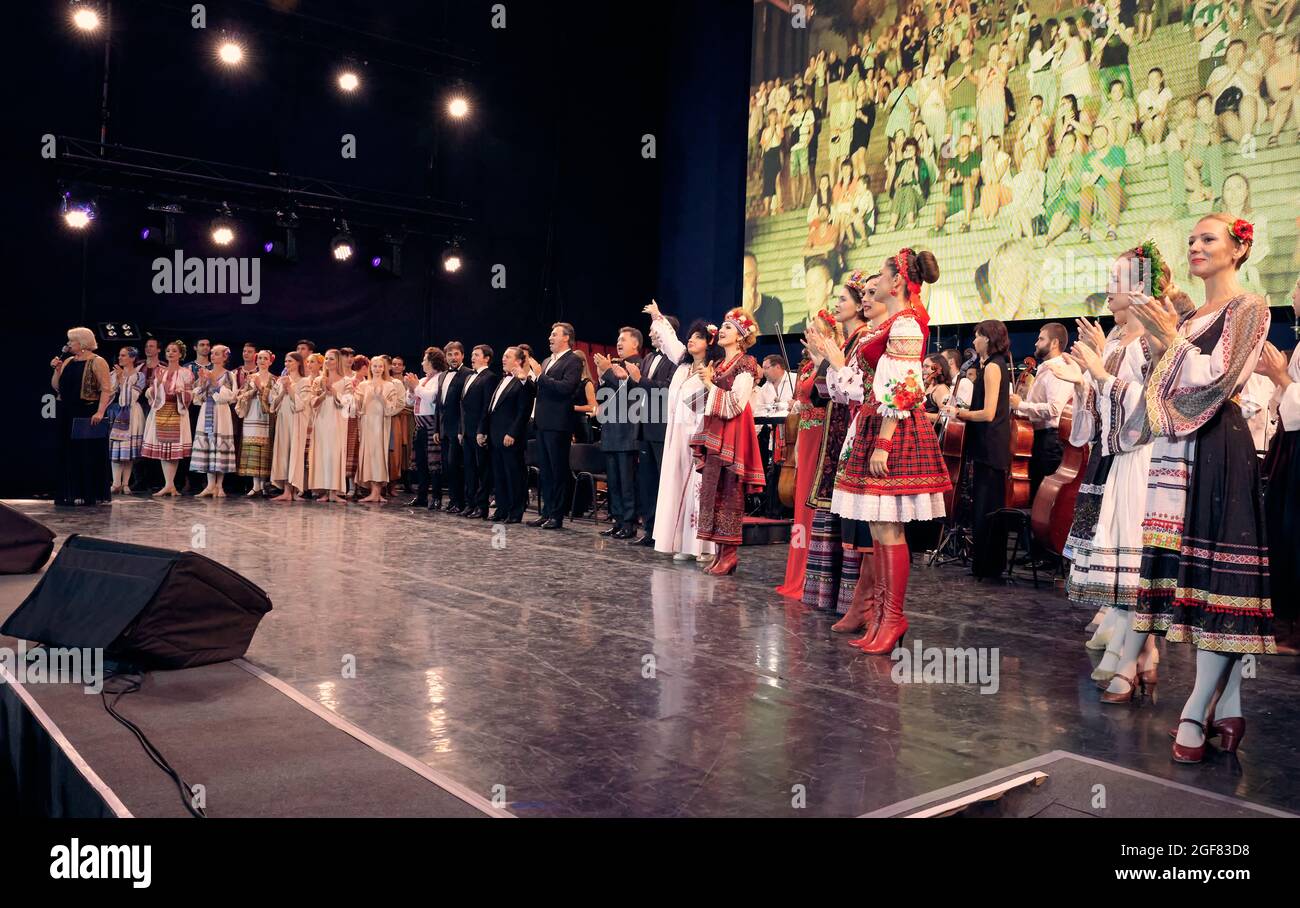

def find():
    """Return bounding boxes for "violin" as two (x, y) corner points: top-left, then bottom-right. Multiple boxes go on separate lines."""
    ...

(1030, 405), (1087, 556)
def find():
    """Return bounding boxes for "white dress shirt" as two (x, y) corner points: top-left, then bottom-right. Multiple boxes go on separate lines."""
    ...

(462, 365), (488, 395)
(413, 374), (440, 417)
(752, 371), (795, 413)
(490, 375), (514, 410)
(543, 348), (571, 374)
(1014, 355), (1073, 430)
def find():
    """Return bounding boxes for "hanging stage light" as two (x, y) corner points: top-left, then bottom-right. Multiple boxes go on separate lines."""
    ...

(216, 32), (245, 67)
(70, 1), (102, 32)
(442, 238), (463, 273)
(210, 203), (237, 246)
(368, 233), (403, 277)
(61, 191), (96, 230)
(330, 219), (355, 262)
(262, 210), (299, 262)
(138, 203), (181, 248)
(447, 95), (470, 119)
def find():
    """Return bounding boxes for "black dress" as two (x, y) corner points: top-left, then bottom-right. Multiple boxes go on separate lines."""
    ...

(1265, 421), (1299, 625)
(55, 358), (111, 506)
(967, 355), (1011, 577)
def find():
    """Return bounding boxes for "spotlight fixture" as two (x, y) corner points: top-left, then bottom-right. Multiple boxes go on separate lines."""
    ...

(210, 203), (237, 246)
(98, 322), (142, 342)
(368, 233), (404, 277)
(337, 70), (360, 93)
(447, 95), (470, 119)
(442, 239), (463, 273)
(217, 35), (245, 66)
(262, 210), (299, 263)
(331, 220), (355, 262)
(61, 191), (96, 230)
(138, 203), (181, 248)
(70, 2), (101, 32)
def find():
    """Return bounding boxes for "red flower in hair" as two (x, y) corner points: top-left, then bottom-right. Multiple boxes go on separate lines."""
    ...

(1231, 219), (1254, 244)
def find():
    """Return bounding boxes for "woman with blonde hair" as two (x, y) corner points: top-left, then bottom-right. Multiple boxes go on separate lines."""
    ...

(50, 326), (112, 506)
(309, 348), (353, 502)
(141, 340), (194, 497)
(354, 354), (406, 503)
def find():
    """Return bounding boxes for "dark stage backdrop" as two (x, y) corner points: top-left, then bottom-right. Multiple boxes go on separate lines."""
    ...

(9, 0), (757, 497)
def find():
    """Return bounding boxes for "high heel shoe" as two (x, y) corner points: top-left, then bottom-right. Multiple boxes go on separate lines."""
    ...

(1214, 717), (1245, 754)
(833, 551), (885, 634)
(705, 544), (737, 576)
(857, 544), (910, 656)
(1172, 719), (1207, 764)
(1099, 673), (1145, 704)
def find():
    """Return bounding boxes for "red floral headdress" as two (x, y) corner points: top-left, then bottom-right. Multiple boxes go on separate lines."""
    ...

(1230, 218), (1254, 245)
(705, 324), (719, 342)
(894, 248), (922, 302)
(814, 307), (836, 329)
(845, 269), (871, 297)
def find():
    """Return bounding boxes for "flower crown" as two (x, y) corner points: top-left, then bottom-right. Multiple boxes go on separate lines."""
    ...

(845, 269), (870, 296)
(815, 307), (836, 329)
(705, 324), (719, 342)
(723, 308), (758, 341)
(1230, 218), (1254, 245)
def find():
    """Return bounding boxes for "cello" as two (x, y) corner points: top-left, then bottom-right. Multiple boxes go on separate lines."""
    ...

(1030, 404), (1088, 556)
(1004, 360), (1034, 509)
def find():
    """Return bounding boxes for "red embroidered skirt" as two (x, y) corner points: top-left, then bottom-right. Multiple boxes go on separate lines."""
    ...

(835, 406), (950, 498)
(692, 408), (765, 545)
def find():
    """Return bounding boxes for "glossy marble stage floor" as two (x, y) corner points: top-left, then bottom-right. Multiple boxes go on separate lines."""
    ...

(10, 497), (1300, 817)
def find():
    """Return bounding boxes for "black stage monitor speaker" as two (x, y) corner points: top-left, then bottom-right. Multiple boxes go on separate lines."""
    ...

(0, 503), (56, 574)
(1, 535), (272, 670)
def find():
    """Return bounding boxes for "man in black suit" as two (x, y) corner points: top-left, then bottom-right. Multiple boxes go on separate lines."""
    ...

(627, 315), (678, 546)
(482, 346), (536, 523)
(434, 341), (469, 512)
(594, 328), (644, 539)
(528, 322), (585, 529)
(459, 344), (497, 519)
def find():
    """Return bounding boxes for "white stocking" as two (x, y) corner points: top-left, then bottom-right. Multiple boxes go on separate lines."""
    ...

(1104, 622), (1149, 694)
(111, 462), (124, 489)
(1213, 657), (1245, 721)
(1096, 610), (1130, 674)
(1175, 650), (1234, 746)
(1087, 606), (1118, 647)
(121, 460), (134, 488)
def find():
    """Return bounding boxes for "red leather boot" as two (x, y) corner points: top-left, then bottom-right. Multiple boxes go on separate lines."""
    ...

(706, 544), (738, 575)
(833, 551), (882, 634)
(858, 543), (911, 655)
(847, 548), (890, 645)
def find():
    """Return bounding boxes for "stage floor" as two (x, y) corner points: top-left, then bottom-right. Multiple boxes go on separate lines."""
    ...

(6, 497), (1299, 817)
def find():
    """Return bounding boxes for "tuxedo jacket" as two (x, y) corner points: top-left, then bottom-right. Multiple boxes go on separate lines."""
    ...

(435, 366), (469, 438)
(460, 368), (499, 438)
(483, 375), (536, 446)
(534, 350), (585, 434)
(633, 348), (677, 444)
(598, 354), (644, 453)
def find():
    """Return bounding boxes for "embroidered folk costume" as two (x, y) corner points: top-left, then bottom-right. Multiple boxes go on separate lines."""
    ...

(142, 366), (194, 461)
(236, 374), (274, 481)
(689, 308), (766, 575)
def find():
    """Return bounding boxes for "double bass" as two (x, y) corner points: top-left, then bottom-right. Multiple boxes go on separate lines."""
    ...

(1030, 405), (1088, 556)
(1004, 360), (1034, 509)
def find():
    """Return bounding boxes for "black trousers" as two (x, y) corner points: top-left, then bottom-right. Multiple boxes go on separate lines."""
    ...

(970, 461), (1008, 578)
(463, 435), (492, 511)
(537, 429), (572, 521)
(413, 422), (432, 502)
(605, 450), (637, 529)
(1029, 427), (1063, 502)
(490, 440), (527, 520)
(637, 439), (664, 538)
(441, 432), (464, 508)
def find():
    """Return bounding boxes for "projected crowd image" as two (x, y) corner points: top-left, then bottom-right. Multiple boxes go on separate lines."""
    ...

(744, 0), (1300, 330)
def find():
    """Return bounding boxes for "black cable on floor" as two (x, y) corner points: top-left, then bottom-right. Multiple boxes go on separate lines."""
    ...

(100, 671), (208, 819)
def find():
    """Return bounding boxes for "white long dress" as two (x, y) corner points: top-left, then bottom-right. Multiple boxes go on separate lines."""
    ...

(309, 375), (352, 492)
(650, 318), (716, 559)
(1065, 331), (1154, 608)
(270, 377), (311, 492)
(354, 378), (405, 484)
